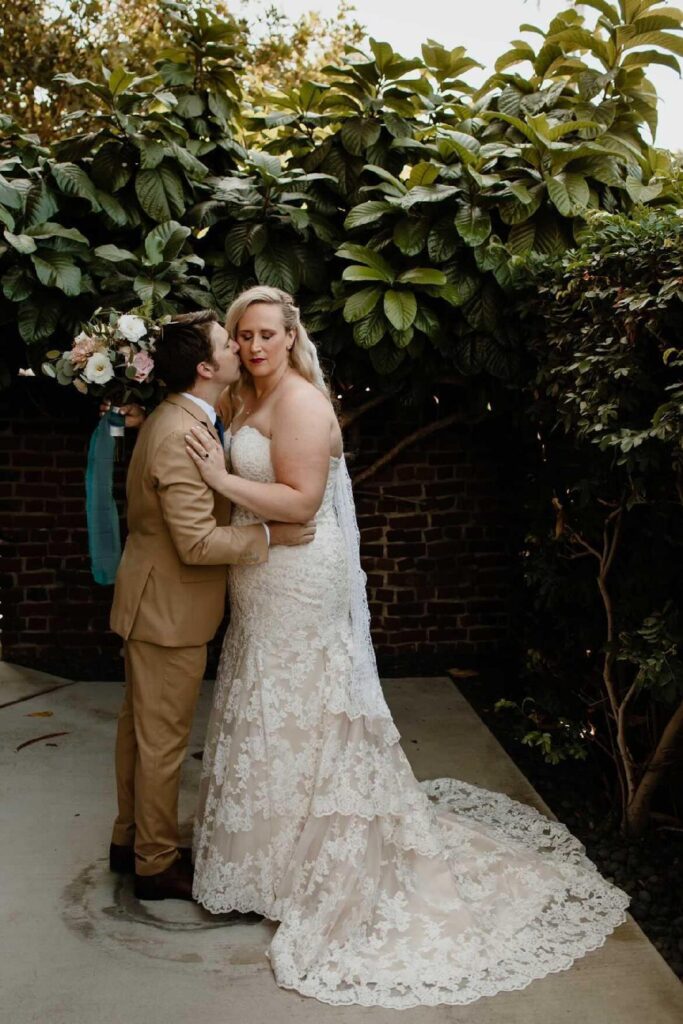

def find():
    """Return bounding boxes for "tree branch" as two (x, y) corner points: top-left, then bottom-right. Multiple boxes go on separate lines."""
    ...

(626, 696), (683, 834)
(339, 393), (390, 429)
(351, 411), (466, 487)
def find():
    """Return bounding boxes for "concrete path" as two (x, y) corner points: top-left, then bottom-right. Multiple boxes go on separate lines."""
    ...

(2, 663), (681, 1024)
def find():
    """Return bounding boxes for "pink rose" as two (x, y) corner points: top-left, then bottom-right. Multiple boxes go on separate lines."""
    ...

(131, 351), (154, 382)
(70, 334), (97, 368)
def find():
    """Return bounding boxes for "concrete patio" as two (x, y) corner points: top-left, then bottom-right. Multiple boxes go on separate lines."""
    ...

(2, 661), (682, 1024)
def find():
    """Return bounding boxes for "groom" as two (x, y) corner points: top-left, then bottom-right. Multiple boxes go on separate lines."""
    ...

(109, 310), (314, 901)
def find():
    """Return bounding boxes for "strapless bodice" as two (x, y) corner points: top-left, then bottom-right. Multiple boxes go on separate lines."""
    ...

(225, 424), (340, 526)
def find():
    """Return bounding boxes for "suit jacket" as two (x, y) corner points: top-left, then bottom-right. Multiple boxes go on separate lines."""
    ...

(110, 393), (268, 647)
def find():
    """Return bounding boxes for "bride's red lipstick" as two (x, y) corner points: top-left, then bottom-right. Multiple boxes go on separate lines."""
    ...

(250, 357), (266, 364)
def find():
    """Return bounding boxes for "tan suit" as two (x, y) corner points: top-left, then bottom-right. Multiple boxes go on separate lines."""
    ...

(110, 393), (268, 875)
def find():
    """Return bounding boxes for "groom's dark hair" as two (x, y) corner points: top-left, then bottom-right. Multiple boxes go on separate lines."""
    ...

(154, 309), (221, 392)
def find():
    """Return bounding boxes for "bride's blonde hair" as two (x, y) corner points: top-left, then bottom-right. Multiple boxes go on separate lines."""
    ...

(217, 285), (332, 422)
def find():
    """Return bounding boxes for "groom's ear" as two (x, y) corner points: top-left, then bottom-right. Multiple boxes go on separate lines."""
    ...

(196, 359), (214, 380)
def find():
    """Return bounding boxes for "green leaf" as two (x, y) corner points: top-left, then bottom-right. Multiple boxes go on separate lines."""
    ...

(31, 252), (82, 295)
(133, 276), (172, 304)
(208, 88), (235, 124)
(107, 67), (138, 97)
(495, 46), (536, 72)
(623, 30), (683, 58)
(353, 305), (386, 348)
(369, 339), (406, 374)
(363, 164), (407, 194)
(546, 173), (590, 216)
(622, 49), (681, 73)
(175, 93), (204, 118)
(383, 289), (417, 330)
(18, 300), (60, 342)
(625, 178), (663, 202)
(336, 242), (394, 281)
(400, 184), (459, 208)
(341, 117), (382, 156)
(464, 282), (500, 332)
(507, 220), (537, 254)
(388, 323), (414, 348)
(396, 268), (447, 286)
(410, 300), (437, 334)
(91, 143), (133, 193)
(26, 222), (89, 244)
(212, 268), (242, 309)
(144, 220), (191, 265)
(51, 163), (99, 206)
(408, 162), (439, 187)
(170, 143), (208, 180)
(393, 216), (430, 255)
(576, 0), (619, 21)
(0, 175), (27, 210)
(135, 166), (185, 222)
(439, 271), (480, 307)
(427, 217), (459, 262)
(344, 286), (383, 323)
(455, 202), (492, 246)
(254, 241), (300, 292)
(499, 183), (544, 225)
(94, 243), (137, 263)
(344, 200), (394, 230)
(370, 38), (395, 71)
(224, 222), (259, 266)
(532, 214), (567, 255)
(24, 181), (59, 226)
(2, 266), (33, 301)
(135, 138), (166, 169)
(3, 230), (37, 254)
(342, 265), (392, 283)
(248, 150), (283, 179)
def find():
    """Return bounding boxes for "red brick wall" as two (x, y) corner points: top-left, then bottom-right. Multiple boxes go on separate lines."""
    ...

(348, 405), (515, 675)
(1, 379), (517, 679)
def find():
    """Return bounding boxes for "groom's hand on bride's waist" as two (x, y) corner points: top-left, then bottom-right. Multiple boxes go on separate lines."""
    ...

(268, 521), (316, 547)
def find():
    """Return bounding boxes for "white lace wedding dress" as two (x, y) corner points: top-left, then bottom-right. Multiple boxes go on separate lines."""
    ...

(192, 424), (629, 1009)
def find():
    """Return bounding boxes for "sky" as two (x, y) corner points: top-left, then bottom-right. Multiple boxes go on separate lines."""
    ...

(262, 0), (682, 150)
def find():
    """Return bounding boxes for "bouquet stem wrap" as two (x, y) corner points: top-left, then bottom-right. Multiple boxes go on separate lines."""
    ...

(85, 410), (124, 585)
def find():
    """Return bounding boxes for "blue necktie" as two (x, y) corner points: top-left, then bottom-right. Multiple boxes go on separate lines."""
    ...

(214, 416), (225, 446)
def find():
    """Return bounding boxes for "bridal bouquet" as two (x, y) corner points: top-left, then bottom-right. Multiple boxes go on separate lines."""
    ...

(42, 309), (163, 436)
(42, 309), (164, 586)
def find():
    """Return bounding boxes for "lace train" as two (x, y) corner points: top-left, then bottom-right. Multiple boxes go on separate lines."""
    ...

(191, 425), (629, 1008)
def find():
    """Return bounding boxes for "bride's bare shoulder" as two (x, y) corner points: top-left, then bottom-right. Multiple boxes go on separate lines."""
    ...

(274, 374), (333, 423)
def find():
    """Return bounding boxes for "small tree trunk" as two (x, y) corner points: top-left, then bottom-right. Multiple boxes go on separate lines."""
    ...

(622, 696), (683, 837)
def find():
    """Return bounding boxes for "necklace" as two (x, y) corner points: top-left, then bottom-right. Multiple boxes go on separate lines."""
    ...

(242, 366), (291, 421)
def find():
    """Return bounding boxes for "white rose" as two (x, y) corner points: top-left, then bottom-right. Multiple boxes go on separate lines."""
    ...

(83, 351), (115, 385)
(117, 314), (147, 343)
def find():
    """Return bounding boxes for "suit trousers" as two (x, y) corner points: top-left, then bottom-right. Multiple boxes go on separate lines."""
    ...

(111, 638), (207, 875)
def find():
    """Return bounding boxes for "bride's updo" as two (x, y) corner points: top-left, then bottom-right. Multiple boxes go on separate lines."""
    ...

(220, 285), (331, 421)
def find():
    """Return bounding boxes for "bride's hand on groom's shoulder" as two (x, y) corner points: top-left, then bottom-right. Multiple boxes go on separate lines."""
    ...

(185, 424), (228, 489)
(268, 521), (316, 547)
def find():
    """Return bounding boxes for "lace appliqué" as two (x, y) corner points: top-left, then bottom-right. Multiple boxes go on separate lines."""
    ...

(192, 425), (629, 1009)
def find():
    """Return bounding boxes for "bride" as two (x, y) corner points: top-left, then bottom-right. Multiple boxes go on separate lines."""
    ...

(184, 285), (629, 1009)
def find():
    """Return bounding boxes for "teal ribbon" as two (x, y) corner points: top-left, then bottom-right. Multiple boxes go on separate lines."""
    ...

(85, 410), (124, 585)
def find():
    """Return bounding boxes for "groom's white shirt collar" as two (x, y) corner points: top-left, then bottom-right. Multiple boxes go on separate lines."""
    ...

(180, 392), (216, 425)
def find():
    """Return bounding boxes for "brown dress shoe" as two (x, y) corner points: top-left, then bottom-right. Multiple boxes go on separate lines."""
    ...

(110, 843), (192, 875)
(134, 857), (195, 902)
